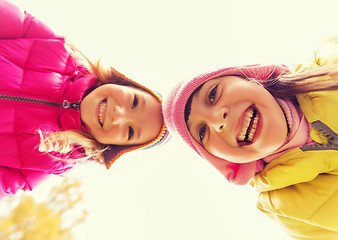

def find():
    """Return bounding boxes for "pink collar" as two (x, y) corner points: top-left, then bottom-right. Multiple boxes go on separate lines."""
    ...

(262, 98), (312, 164)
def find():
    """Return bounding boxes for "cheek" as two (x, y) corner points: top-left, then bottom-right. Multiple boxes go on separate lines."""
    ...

(205, 134), (261, 163)
(94, 127), (125, 145)
(80, 96), (96, 122)
(80, 100), (89, 123)
(91, 131), (110, 145)
(254, 106), (288, 154)
(264, 115), (288, 146)
(205, 135), (232, 159)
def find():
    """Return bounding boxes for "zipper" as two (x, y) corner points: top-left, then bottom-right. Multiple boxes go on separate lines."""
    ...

(0, 94), (80, 111)
(301, 120), (338, 151)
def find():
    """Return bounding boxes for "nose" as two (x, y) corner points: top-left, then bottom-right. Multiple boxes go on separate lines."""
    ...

(112, 105), (128, 125)
(210, 107), (228, 133)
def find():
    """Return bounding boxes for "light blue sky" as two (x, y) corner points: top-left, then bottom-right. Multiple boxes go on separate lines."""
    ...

(4, 0), (338, 239)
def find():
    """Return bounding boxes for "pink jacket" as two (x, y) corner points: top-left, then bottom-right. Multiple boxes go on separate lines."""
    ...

(0, 0), (96, 199)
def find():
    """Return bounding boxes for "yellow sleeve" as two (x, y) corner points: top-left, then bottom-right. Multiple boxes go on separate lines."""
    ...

(256, 174), (338, 240)
(291, 35), (338, 72)
(251, 148), (338, 192)
(258, 207), (338, 240)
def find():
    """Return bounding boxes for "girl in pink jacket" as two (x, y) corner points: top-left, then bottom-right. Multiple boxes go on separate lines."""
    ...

(0, 0), (168, 199)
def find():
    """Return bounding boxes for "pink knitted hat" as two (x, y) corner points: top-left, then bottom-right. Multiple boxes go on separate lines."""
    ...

(163, 64), (290, 185)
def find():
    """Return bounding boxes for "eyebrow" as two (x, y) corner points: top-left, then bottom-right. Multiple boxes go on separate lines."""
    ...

(140, 94), (146, 111)
(134, 95), (147, 143)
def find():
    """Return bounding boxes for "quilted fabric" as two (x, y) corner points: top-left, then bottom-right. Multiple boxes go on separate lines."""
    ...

(0, 0), (96, 198)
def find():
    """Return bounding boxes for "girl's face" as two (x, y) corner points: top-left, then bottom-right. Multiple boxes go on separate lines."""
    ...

(186, 76), (288, 163)
(80, 84), (163, 145)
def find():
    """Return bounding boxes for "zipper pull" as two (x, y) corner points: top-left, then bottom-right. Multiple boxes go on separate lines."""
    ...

(63, 100), (80, 111)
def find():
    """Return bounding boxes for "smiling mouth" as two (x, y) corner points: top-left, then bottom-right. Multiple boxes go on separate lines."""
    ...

(98, 99), (107, 127)
(237, 106), (259, 145)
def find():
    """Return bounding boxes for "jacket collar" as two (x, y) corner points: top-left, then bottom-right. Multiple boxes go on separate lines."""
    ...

(59, 72), (97, 131)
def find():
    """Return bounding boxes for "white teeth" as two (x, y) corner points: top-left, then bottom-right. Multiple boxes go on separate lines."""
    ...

(237, 107), (259, 142)
(248, 117), (258, 141)
(98, 101), (107, 126)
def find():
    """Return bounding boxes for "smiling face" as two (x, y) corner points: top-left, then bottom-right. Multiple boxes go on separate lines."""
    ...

(186, 76), (288, 163)
(80, 84), (163, 145)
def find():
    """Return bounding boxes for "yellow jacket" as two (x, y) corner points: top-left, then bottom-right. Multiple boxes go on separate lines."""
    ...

(251, 37), (338, 240)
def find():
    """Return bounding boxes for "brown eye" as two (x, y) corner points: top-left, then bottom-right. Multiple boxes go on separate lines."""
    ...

(128, 126), (134, 140)
(132, 94), (138, 109)
(199, 124), (207, 143)
(208, 85), (218, 105)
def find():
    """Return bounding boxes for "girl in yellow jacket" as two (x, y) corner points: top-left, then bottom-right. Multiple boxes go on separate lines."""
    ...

(163, 37), (338, 240)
